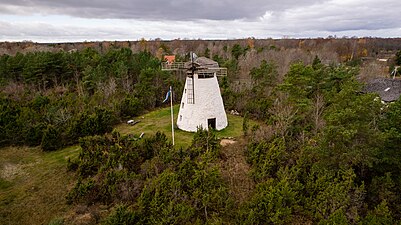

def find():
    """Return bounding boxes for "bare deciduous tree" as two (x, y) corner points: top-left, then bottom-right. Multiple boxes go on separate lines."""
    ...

(269, 93), (298, 138)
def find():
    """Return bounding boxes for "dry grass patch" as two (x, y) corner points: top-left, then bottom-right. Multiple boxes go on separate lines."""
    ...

(0, 146), (80, 225)
(219, 137), (255, 204)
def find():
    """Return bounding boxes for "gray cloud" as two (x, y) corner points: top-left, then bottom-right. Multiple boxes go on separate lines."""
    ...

(260, 0), (401, 33)
(0, 0), (326, 20)
(0, 20), (134, 42)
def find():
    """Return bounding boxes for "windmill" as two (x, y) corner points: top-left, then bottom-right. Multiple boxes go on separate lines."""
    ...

(162, 52), (228, 132)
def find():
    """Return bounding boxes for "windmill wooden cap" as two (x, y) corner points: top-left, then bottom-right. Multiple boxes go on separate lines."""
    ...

(194, 57), (219, 68)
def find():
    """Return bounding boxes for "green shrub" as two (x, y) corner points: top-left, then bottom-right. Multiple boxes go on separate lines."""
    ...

(119, 96), (143, 118)
(239, 177), (299, 224)
(41, 124), (62, 151)
(103, 204), (138, 225)
(26, 122), (46, 146)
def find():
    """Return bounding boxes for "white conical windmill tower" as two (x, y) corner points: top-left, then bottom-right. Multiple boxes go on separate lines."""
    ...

(162, 53), (228, 132)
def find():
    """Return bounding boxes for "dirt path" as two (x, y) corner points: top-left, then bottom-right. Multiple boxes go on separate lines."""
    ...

(219, 138), (254, 204)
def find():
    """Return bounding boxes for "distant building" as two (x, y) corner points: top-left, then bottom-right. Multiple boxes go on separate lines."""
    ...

(164, 55), (175, 64)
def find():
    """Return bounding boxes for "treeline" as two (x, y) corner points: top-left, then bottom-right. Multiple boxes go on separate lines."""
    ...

(0, 48), (182, 150)
(2, 38), (401, 60)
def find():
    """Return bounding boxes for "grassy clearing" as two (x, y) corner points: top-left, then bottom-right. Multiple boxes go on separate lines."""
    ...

(116, 105), (254, 149)
(0, 146), (80, 225)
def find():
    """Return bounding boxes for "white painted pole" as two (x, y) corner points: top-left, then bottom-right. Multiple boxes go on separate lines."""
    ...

(170, 86), (175, 146)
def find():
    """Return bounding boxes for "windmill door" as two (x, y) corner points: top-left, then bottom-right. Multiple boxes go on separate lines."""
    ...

(208, 118), (216, 129)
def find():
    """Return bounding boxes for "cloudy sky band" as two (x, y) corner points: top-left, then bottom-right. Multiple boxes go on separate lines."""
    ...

(0, 0), (400, 42)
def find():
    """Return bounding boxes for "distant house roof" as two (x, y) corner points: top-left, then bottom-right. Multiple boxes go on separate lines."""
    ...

(364, 78), (401, 102)
(164, 55), (175, 64)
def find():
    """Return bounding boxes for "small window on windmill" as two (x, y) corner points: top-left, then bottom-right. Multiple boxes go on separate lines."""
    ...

(187, 77), (194, 104)
(182, 102), (184, 108)
(180, 115), (182, 121)
(184, 89), (186, 93)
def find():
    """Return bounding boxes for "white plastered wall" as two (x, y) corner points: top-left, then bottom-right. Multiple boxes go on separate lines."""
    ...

(177, 73), (228, 132)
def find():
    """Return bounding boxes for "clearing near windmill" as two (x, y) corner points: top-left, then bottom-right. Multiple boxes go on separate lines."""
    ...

(116, 105), (256, 149)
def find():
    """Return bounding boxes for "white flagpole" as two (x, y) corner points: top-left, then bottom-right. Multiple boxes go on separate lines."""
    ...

(170, 86), (175, 146)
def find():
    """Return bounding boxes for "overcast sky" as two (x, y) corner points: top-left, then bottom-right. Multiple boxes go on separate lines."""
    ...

(0, 0), (400, 42)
